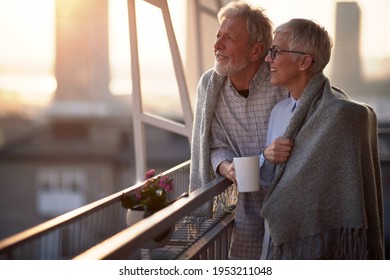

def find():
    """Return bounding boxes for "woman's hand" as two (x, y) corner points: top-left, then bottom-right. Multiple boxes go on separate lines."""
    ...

(264, 138), (293, 164)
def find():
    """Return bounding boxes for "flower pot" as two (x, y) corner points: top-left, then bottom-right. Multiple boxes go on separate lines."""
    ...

(125, 209), (174, 249)
(126, 208), (145, 226)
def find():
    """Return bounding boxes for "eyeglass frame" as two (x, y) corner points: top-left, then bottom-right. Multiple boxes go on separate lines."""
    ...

(268, 46), (309, 61)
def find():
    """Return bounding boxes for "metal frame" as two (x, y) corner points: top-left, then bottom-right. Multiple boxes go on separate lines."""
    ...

(127, 0), (193, 181)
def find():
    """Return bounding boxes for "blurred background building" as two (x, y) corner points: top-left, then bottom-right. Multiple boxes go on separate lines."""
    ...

(0, 0), (389, 256)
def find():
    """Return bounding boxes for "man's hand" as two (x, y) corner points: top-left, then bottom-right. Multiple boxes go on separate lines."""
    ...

(264, 138), (293, 164)
(218, 160), (237, 185)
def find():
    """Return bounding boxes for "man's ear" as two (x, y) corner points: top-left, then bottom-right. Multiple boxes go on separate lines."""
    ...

(251, 42), (265, 61)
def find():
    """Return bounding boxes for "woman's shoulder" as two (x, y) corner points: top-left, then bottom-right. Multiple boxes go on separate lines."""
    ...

(329, 87), (376, 120)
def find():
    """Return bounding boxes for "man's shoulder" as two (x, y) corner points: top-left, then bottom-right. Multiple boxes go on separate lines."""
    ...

(198, 69), (226, 93)
(201, 68), (215, 80)
(199, 69), (225, 84)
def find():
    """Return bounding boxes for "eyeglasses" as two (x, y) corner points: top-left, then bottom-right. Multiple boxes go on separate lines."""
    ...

(268, 46), (307, 60)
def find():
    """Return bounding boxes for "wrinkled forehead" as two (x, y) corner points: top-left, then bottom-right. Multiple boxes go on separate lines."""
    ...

(219, 16), (247, 32)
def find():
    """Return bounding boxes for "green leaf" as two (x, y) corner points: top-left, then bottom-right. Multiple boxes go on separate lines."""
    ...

(120, 193), (138, 209)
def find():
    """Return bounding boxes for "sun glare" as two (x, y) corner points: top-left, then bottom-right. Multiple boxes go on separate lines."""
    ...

(0, 0), (55, 107)
(0, 0), (388, 110)
(108, 0), (187, 96)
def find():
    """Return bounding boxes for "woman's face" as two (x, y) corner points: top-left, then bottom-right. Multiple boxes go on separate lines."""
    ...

(265, 34), (303, 89)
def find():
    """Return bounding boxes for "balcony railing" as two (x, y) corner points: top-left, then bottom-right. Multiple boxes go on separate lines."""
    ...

(74, 176), (234, 260)
(0, 160), (236, 260)
(1, 151), (388, 259)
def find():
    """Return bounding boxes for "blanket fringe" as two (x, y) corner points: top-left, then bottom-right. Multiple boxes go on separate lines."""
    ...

(267, 228), (368, 260)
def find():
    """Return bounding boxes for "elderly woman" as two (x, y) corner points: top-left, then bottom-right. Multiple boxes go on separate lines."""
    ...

(260, 19), (384, 259)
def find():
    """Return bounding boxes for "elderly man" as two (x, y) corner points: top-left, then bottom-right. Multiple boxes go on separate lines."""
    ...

(189, 1), (287, 259)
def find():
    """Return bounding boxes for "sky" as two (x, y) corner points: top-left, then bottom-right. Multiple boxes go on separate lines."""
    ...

(260, 0), (390, 59)
(0, 0), (389, 108)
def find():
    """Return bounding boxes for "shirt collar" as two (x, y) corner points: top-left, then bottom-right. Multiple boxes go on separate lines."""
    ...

(288, 95), (299, 112)
(251, 62), (270, 90)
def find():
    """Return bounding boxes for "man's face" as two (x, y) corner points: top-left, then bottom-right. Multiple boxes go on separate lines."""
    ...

(213, 16), (252, 76)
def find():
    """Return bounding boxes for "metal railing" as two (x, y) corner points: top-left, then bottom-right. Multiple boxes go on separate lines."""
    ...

(0, 160), (236, 260)
(74, 176), (234, 260)
(2, 154), (387, 260)
(0, 161), (195, 259)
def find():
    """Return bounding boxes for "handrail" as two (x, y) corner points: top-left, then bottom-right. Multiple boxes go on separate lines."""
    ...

(0, 161), (191, 259)
(73, 176), (232, 259)
(177, 212), (234, 260)
(0, 190), (127, 254)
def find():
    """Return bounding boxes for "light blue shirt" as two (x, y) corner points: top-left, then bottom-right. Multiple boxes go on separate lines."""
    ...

(260, 96), (299, 188)
(260, 95), (299, 260)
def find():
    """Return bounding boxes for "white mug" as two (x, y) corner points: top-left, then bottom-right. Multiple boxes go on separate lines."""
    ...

(233, 155), (260, 192)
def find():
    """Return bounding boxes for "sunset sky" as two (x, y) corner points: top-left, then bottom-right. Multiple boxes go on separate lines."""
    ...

(0, 0), (389, 107)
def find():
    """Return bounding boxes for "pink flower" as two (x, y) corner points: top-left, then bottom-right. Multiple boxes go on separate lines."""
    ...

(144, 169), (156, 180)
(121, 170), (175, 212)
(135, 188), (142, 200)
(158, 176), (173, 192)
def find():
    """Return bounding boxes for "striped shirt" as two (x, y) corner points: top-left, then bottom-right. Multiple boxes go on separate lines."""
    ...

(210, 63), (288, 173)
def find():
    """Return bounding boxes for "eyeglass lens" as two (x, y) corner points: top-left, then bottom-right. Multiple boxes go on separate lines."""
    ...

(269, 47), (277, 60)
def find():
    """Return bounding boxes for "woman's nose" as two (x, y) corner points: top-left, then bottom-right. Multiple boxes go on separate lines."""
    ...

(265, 50), (272, 64)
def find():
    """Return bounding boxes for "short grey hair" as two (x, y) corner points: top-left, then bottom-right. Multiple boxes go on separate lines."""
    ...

(275, 18), (333, 73)
(217, 0), (273, 57)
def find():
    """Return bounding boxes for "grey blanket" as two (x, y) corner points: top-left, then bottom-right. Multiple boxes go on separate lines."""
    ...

(261, 73), (385, 259)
